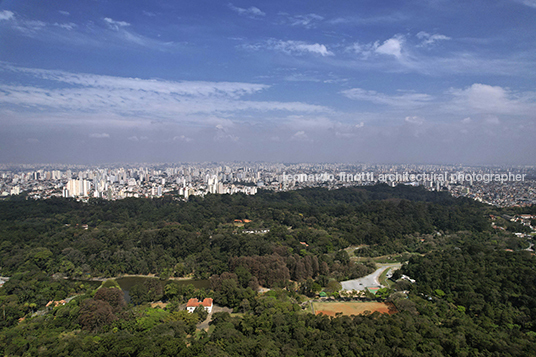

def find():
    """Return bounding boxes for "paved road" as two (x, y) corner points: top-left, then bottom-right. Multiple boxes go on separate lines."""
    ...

(340, 264), (400, 291)
(197, 305), (232, 331)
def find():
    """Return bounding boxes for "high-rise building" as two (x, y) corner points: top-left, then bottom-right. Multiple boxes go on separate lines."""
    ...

(65, 179), (91, 197)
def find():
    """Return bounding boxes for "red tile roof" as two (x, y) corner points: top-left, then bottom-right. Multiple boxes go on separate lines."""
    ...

(186, 298), (213, 307)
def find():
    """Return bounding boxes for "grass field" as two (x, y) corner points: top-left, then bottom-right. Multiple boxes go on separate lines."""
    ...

(313, 301), (397, 317)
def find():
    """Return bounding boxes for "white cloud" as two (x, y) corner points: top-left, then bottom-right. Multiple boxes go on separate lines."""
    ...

(291, 131), (309, 141)
(228, 4), (265, 18)
(405, 116), (425, 125)
(103, 17), (130, 30)
(54, 22), (77, 31)
(6, 65), (269, 98)
(416, 31), (451, 47)
(375, 35), (405, 59)
(345, 42), (377, 59)
(173, 135), (193, 142)
(461, 117), (472, 124)
(343, 34), (532, 76)
(2, 12), (47, 35)
(89, 133), (110, 138)
(0, 65), (330, 125)
(268, 39), (334, 56)
(341, 88), (433, 107)
(59, 11), (70, 16)
(346, 34), (405, 60)
(213, 123), (239, 142)
(0, 11), (171, 50)
(128, 135), (150, 141)
(447, 83), (536, 115)
(0, 10), (14, 21)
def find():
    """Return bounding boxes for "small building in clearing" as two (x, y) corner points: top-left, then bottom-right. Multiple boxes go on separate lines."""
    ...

(186, 298), (213, 313)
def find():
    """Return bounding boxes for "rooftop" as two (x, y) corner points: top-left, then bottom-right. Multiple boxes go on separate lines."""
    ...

(186, 298), (213, 308)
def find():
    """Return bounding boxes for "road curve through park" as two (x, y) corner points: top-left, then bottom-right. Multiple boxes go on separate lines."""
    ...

(340, 264), (401, 291)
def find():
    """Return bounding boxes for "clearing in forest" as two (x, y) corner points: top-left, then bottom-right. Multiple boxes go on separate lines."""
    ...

(313, 301), (397, 316)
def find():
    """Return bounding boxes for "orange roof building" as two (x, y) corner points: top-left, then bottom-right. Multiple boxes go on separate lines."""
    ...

(46, 299), (67, 308)
(186, 298), (213, 313)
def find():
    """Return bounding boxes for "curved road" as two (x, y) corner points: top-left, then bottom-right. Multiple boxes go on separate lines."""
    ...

(340, 264), (400, 291)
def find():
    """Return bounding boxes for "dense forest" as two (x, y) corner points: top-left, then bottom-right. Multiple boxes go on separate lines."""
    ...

(0, 185), (534, 356)
(0, 185), (489, 279)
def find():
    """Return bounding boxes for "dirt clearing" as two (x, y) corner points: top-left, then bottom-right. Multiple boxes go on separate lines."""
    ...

(313, 301), (397, 316)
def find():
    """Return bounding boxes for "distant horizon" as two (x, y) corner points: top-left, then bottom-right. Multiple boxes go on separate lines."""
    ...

(1, 1), (535, 164)
(1, 161), (534, 169)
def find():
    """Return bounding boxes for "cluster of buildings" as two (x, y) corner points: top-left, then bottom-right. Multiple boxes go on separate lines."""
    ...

(0, 163), (261, 201)
(450, 180), (536, 207)
(0, 162), (534, 207)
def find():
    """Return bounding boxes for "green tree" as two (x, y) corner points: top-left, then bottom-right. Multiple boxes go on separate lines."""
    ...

(193, 305), (208, 322)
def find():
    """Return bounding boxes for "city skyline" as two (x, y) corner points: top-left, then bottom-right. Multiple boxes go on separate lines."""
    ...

(2, 162), (535, 207)
(1, 1), (535, 164)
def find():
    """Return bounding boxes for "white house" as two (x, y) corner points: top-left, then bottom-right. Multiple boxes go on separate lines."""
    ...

(186, 298), (213, 313)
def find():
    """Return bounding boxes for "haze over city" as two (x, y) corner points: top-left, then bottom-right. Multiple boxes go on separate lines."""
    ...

(1, 0), (535, 164)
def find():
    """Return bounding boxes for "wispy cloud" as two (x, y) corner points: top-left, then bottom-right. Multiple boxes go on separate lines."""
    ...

(274, 40), (333, 56)
(173, 135), (193, 143)
(54, 22), (77, 31)
(245, 39), (334, 56)
(0, 65), (331, 126)
(328, 13), (407, 26)
(0, 10), (67, 36)
(341, 83), (536, 124)
(513, 0), (536, 8)
(89, 133), (110, 138)
(278, 13), (324, 28)
(404, 116), (425, 125)
(0, 11), (174, 51)
(290, 130), (310, 141)
(416, 31), (451, 47)
(341, 32), (533, 76)
(103, 17), (130, 30)
(142, 11), (157, 17)
(6, 65), (268, 97)
(0, 10), (14, 21)
(341, 88), (433, 107)
(228, 3), (265, 18)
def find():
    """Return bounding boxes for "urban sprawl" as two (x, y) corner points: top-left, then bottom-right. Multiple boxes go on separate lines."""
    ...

(1, 163), (535, 208)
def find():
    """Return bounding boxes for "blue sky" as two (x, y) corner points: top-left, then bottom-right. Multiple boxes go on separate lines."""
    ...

(0, 0), (535, 164)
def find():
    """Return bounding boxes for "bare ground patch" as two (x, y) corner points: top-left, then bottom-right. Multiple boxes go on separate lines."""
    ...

(313, 301), (397, 316)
